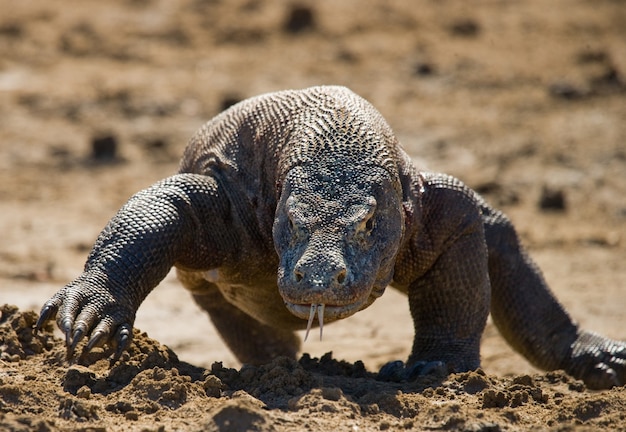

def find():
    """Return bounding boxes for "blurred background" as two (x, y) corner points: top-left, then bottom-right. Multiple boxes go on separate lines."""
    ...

(1, 0), (625, 374)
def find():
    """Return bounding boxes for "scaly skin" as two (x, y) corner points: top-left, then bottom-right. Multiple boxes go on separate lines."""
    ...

(36, 86), (626, 389)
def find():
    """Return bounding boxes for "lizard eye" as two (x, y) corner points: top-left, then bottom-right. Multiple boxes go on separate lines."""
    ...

(354, 200), (376, 237)
(285, 196), (299, 231)
(285, 198), (307, 240)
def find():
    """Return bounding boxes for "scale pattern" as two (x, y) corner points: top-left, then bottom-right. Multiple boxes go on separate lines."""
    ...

(37, 86), (625, 390)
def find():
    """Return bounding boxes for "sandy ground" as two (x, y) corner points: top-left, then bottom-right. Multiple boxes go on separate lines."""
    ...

(1, 0), (625, 430)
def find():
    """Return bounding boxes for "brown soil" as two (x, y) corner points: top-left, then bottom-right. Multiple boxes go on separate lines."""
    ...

(1, 0), (625, 430)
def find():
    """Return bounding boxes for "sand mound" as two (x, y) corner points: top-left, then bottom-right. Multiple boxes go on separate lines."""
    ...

(1, 304), (625, 431)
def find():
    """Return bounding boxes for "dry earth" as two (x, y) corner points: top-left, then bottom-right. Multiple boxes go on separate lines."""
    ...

(1, 0), (625, 430)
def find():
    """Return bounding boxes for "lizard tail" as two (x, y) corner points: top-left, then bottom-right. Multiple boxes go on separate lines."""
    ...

(479, 202), (578, 372)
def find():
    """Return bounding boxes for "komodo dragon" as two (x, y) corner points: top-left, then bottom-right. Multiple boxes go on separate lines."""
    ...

(36, 85), (625, 390)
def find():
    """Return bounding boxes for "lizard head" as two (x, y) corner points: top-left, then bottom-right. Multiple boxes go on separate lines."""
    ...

(273, 162), (405, 330)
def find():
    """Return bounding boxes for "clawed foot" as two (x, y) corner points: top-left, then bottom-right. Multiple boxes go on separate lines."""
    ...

(567, 331), (626, 390)
(377, 360), (447, 382)
(34, 276), (135, 364)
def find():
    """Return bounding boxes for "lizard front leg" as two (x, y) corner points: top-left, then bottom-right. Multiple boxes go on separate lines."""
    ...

(406, 178), (490, 373)
(388, 174), (490, 379)
(406, 226), (490, 372)
(36, 173), (236, 361)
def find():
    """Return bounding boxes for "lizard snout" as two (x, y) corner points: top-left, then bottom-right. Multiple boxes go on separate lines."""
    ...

(279, 246), (364, 312)
(293, 255), (348, 289)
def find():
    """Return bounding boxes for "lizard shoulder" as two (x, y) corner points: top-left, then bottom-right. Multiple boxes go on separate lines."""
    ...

(393, 172), (484, 286)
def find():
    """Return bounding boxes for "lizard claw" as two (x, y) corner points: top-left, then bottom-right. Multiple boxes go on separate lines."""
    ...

(111, 324), (133, 364)
(72, 327), (86, 347)
(587, 363), (620, 389)
(568, 331), (626, 389)
(34, 302), (59, 334)
(67, 326), (88, 361)
(60, 317), (74, 346)
(377, 360), (447, 382)
(85, 330), (107, 352)
(37, 275), (137, 364)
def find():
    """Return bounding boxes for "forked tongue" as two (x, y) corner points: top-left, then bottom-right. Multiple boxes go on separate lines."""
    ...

(304, 303), (325, 341)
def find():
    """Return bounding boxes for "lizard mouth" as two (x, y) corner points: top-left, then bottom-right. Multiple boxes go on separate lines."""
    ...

(285, 302), (364, 340)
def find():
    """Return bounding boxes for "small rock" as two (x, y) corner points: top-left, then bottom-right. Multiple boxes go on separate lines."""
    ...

(63, 365), (97, 394)
(283, 4), (316, 34)
(90, 133), (118, 161)
(576, 49), (608, 64)
(321, 386), (342, 401)
(539, 186), (567, 211)
(449, 18), (480, 37)
(462, 372), (491, 394)
(0, 22), (23, 38)
(590, 65), (624, 92)
(105, 400), (134, 414)
(413, 62), (435, 76)
(509, 390), (529, 407)
(548, 81), (588, 100)
(482, 389), (509, 408)
(125, 411), (139, 421)
(77, 385), (92, 399)
(512, 375), (534, 387)
(203, 374), (225, 398)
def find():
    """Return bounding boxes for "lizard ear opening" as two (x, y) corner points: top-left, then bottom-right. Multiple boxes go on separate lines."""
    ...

(402, 200), (416, 233)
(275, 180), (282, 198)
(365, 216), (374, 232)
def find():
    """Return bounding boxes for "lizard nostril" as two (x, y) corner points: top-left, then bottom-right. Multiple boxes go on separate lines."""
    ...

(336, 269), (347, 285)
(294, 270), (304, 283)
